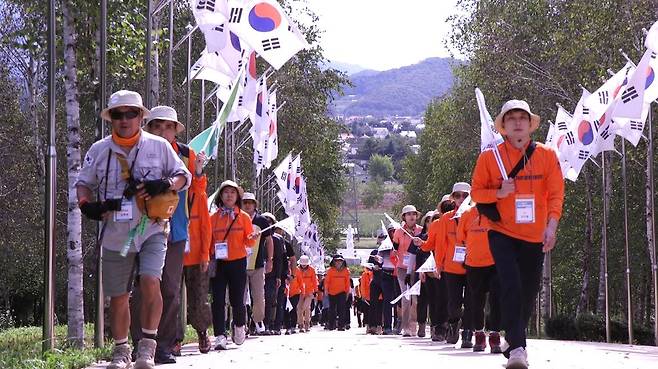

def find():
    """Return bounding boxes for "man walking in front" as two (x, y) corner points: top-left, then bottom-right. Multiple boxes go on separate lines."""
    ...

(471, 100), (564, 369)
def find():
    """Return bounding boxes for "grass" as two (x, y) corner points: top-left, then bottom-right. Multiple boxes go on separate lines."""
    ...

(0, 323), (202, 369)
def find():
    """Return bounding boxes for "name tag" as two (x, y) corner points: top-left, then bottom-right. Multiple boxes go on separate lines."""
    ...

(453, 245), (466, 263)
(114, 198), (133, 222)
(246, 247), (254, 257)
(184, 239), (190, 254)
(402, 254), (410, 268)
(515, 194), (536, 224)
(215, 242), (228, 260)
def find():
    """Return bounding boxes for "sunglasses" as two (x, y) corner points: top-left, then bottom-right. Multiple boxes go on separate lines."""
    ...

(452, 192), (468, 200)
(110, 109), (140, 121)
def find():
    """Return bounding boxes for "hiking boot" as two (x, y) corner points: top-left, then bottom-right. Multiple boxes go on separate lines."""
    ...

(375, 326), (383, 335)
(506, 347), (528, 369)
(198, 331), (211, 354)
(417, 323), (426, 338)
(432, 324), (446, 342)
(133, 338), (156, 369)
(461, 330), (474, 349)
(446, 322), (460, 344)
(107, 343), (132, 369)
(402, 329), (411, 337)
(255, 321), (266, 335)
(214, 335), (228, 350)
(170, 341), (181, 357)
(489, 331), (503, 354)
(473, 331), (486, 352)
(382, 328), (394, 335)
(233, 326), (246, 345)
(154, 349), (176, 364)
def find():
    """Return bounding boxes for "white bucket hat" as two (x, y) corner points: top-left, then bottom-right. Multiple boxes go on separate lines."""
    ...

(494, 99), (540, 135)
(298, 255), (311, 266)
(399, 205), (420, 220)
(100, 90), (150, 121)
(420, 211), (436, 225)
(242, 192), (258, 205)
(218, 180), (244, 197)
(452, 182), (471, 194)
(145, 105), (185, 133)
(261, 212), (277, 224)
(440, 194), (451, 203)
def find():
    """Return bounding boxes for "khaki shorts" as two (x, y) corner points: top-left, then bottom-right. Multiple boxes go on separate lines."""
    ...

(102, 233), (167, 297)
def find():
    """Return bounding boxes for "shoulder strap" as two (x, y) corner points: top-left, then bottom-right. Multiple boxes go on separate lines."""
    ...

(176, 141), (190, 159)
(508, 141), (536, 179)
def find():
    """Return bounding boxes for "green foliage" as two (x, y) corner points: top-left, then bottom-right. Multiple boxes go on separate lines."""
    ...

(368, 154), (394, 182)
(545, 314), (655, 345)
(362, 180), (385, 209)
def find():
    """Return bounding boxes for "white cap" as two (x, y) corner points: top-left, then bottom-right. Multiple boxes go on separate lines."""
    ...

(145, 105), (185, 133)
(100, 90), (150, 121)
(452, 182), (471, 194)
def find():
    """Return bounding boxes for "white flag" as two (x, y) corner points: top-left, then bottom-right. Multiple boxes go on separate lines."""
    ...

(189, 0), (228, 27)
(225, 0), (310, 69)
(585, 63), (635, 121)
(475, 88), (504, 151)
(207, 188), (219, 215)
(190, 49), (234, 86)
(645, 20), (658, 52)
(377, 220), (394, 251)
(416, 253), (436, 273)
(565, 88), (595, 178)
(273, 153), (292, 188)
(270, 216), (296, 237)
(390, 280), (422, 304)
(383, 213), (401, 230)
(262, 90), (279, 168)
(452, 197), (472, 219)
(239, 51), (261, 118)
(613, 49), (655, 120)
(287, 155), (301, 207)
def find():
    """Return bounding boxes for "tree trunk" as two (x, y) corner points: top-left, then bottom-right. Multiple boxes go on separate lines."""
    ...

(596, 153), (612, 315)
(63, 0), (84, 348)
(27, 57), (45, 189)
(149, 2), (160, 106)
(646, 136), (657, 328)
(577, 167), (594, 316)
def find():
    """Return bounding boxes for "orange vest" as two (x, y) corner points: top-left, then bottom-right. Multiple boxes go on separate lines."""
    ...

(456, 206), (494, 267)
(325, 267), (350, 295)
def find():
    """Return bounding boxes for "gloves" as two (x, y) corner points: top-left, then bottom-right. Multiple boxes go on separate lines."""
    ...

(80, 199), (122, 221)
(143, 178), (171, 197)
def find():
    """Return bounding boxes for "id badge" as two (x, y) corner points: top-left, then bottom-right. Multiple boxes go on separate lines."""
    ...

(215, 242), (229, 260)
(246, 247), (254, 257)
(114, 198), (133, 222)
(184, 239), (190, 254)
(402, 254), (410, 268)
(453, 245), (466, 263)
(515, 194), (536, 224)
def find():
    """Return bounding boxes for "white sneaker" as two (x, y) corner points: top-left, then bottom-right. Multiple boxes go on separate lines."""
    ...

(134, 338), (156, 369)
(214, 335), (228, 350)
(107, 343), (131, 369)
(255, 321), (266, 334)
(233, 326), (246, 345)
(506, 347), (528, 369)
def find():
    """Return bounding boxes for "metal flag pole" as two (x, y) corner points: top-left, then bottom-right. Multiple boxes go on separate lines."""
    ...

(166, 0), (173, 105)
(200, 80), (206, 131)
(94, 0), (108, 349)
(185, 23), (192, 143)
(602, 152), (610, 343)
(43, 0), (57, 353)
(231, 121), (237, 180)
(649, 106), (658, 346)
(621, 138), (634, 344)
(145, 0), (152, 108)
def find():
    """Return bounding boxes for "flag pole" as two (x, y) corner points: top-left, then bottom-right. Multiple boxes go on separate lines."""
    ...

(185, 23), (192, 143)
(200, 80), (206, 131)
(145, 0), (152, 108)
(621, 138), (634, 344)
(166, 0), (173, 105)
(602, 152), (611, 343)
(649, 106), (658, 346)
(43, 0), (57, 352)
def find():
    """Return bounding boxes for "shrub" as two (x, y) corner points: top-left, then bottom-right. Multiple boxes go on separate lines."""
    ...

(545, 314), (578, 340)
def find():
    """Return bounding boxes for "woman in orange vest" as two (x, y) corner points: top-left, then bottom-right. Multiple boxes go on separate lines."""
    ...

(324, 255), (351, 330)
(285, 269), (303, 335)
(457, 205), (502, 353)
(296, 255), (318, 332)
(209, 180), (256, 350)
(358, 265), (373, 331)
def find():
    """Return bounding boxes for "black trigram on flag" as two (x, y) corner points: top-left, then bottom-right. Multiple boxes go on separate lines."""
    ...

(557, 121), (568, 131)
(652, 52), (657, 59)
(300, 207), (307, 215)
(262, 38), (281, 51)
(622, 86), (639, 103)
(598, 91), (609, 105)
(197, 0), (216, 11)
(582, 107), (590, 115)
(600, 126), (611, 140)
(565, 132), (575, 145)
(630, 121), (643, 131)
(229, 8), (243, 23)
(578, 150), (589, 160)
(237, 96), (243, 107)
(213, 24), (224, 33)
(279, 172), (287, 181)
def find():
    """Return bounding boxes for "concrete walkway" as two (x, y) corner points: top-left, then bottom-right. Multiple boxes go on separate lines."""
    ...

(87, 324), (658, 369)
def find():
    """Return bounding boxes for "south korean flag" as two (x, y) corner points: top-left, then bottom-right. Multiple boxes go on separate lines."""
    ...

(226, 0), (310, 69)
(189, 0), (228, 27)
(613, 50), (656, 120)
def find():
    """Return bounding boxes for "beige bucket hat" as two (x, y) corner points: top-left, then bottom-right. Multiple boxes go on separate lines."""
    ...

(145, 105), (185, 133)
(100, 90), (150, 121)
(399, 205), (420, 220)
(494, 99), (540, 135)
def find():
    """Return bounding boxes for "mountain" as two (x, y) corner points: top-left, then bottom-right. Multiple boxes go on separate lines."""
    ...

(332, 57), (458, 117)
(325, 61), (371, 75)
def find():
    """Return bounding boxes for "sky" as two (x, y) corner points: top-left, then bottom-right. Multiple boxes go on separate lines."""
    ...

(304, 0), (462, 71)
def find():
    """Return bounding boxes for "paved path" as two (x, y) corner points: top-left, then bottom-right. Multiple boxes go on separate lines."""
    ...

(87, 324), (658, 369)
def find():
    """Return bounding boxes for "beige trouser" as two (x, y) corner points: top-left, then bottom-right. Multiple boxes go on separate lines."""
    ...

(246, 268), (266, 323)
(397, 267), (418, 333)
(297, 294), (314, 327)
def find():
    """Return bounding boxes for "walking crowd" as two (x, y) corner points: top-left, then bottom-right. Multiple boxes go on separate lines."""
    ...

(77, 90), (563, 369)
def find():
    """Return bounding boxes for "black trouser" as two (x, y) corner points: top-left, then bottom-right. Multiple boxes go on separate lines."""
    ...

(369, 272), (396, 329)
(443, 272), (472, 330)
(264, 277), (279, 330)
(274, 283), (286, 330)
(210, 257), (247, 336)
(417, 275), (447, 329)
(287, 294), (300, 329)
(343, 294), (353, 327)
(466, 264), (501, 331)
(488, 230), (544, 351)
(328, 293), (347, 329)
